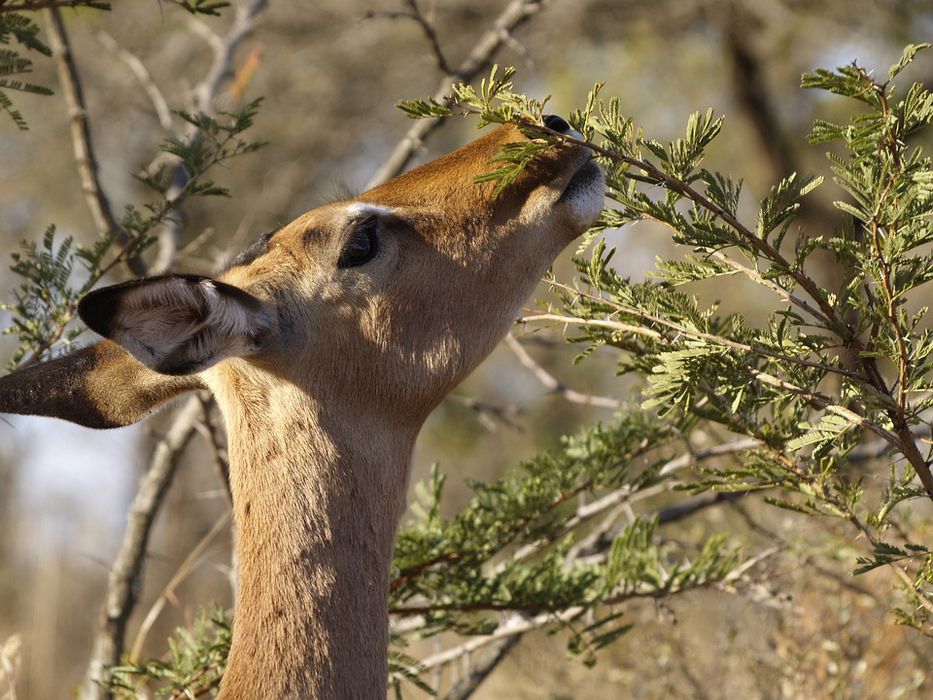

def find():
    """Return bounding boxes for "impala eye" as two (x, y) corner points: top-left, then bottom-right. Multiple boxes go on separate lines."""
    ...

(337, 215), (379, 268)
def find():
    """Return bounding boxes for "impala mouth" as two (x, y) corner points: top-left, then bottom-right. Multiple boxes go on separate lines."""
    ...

(556, 153), (605, 230)
(561, 156), (602, 200)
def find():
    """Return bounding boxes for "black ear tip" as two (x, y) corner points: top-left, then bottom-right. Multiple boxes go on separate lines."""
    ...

(78, 288), (116, 338)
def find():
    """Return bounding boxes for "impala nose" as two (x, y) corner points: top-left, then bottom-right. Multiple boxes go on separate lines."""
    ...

(543, 114), (572, 133)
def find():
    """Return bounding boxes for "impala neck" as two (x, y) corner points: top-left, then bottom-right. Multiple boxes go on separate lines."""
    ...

(212, 368), (417, 698)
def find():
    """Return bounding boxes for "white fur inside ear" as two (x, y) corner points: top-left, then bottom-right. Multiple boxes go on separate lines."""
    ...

(109, 277), (271, 375)
(197, 280), (263, 340)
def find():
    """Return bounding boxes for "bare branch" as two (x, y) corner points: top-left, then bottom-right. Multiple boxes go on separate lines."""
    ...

(194, 395), (231, 503)
(505, 332), (622, 410)
(44, 8), (148, 277)
(95, 30), (173, 130)
(191, 0), (268, 117)
(366, 1), (453, 75)
(0, 0), (105, 13)
(78, 395), (204, 699)
(128, 511), (231, 661)
(365, 0), (545, 189)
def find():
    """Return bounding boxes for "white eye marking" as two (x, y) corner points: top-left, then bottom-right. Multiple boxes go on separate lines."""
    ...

(345, 202), (394, 220)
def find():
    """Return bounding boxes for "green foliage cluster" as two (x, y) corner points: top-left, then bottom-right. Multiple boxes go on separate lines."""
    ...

(390, 414), (738, 651)
(401, 44), (933, 639)
(1, 99), (265, 368)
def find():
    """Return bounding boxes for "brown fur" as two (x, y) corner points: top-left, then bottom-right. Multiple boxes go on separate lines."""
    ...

(0, 124), (603, 698)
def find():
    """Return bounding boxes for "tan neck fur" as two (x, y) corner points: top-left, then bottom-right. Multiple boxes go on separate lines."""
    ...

(210, 366), (415, 697)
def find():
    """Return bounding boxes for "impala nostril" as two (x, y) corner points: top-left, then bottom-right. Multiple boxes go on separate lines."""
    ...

(542, 114), (571, 133)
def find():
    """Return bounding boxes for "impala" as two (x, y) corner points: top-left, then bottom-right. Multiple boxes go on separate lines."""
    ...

(0, 115), (603, 697)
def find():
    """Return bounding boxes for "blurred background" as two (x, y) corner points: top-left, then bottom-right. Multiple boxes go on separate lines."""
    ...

(0, 0), (931, 697)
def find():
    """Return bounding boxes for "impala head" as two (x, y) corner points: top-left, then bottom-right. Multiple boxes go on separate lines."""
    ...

(20, 118), (602, 428)
(0, 117), (604, 698)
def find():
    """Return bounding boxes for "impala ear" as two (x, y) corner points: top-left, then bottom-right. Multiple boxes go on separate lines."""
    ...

(0, 341), (202, 429)
(78, 274), (274, 376)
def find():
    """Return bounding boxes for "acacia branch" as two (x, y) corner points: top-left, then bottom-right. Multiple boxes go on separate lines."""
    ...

(513, 117), (933, 499)
(507, 118), (841, 330)
(391, 436), (760, 636)
(365, 0), (544, 189)
(407, 549), (776, 679)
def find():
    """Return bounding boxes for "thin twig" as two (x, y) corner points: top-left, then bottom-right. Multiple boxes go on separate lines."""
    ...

(366, 1), (452, 75)
(505, 333), (622, 409)
(440, 634), (522, 700)
(708, 249), (828, 323)
(95, 30), (173, 130)
(523, 307), (898, 444)
(365, 0), (545, 189)
(128, 511), (231, 661)
(446, 393), (523, 432)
